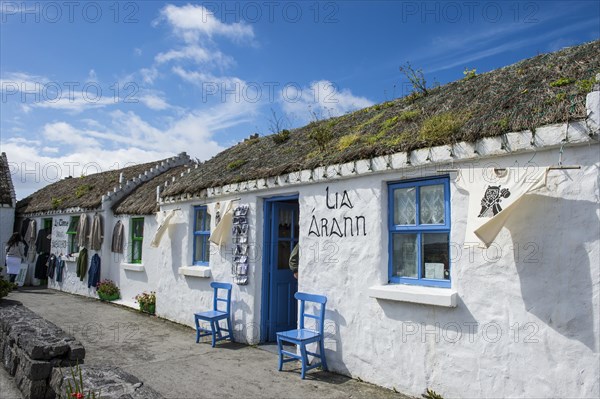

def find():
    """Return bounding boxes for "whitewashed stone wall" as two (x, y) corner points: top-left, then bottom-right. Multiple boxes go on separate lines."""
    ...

(0, 207), (15, 278)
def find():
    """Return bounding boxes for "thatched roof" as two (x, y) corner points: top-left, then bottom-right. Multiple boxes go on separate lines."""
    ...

(112, 164), (190, 215)
(163, 40), (600, 198)
(16, 155), (188, 215)
(0, 152), (16, 206)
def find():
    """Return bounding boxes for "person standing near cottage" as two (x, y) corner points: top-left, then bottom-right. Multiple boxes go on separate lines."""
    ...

(5, 232), (24, 283)
(289, 243), (299, 279)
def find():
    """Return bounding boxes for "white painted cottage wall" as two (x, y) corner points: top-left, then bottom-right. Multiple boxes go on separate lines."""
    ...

(296, 144), (599, 398)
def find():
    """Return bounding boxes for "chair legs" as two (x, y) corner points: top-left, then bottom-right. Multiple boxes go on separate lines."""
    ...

(195, 316), (234, 347)
(277, 338), (327, 379)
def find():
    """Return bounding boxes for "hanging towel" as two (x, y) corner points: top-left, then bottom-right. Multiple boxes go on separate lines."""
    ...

(77, 214), (88, 248)
(150, 210), (176, 248)
(209, 200), (234, 246)
(26, 219), (37, 247)
(111, 220), (124, 253)
(456, 166), (548, 248)
(89, 214), (103, 251)
(88, 254), (101, 288)
(76, 247), (88, 281)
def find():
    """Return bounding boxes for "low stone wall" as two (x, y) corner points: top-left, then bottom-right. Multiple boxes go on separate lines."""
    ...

(50, 365), (163, 399)
(0, 300), (85, 398)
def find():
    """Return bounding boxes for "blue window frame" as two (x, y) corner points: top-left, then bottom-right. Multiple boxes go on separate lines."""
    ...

(388, 176), (451, 288)
(193, 206), (211, 265)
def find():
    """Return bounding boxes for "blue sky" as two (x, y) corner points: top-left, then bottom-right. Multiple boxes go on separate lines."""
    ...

(1, 1), (598, 199)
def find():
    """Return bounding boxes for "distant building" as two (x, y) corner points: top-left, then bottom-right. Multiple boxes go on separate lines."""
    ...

(0, 152), (17, 278)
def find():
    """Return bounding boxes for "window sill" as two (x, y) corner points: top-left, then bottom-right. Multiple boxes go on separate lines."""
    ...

(121, 263), (145, 272)
(367, 284), (458, 307)
(178, 266), (211, 278)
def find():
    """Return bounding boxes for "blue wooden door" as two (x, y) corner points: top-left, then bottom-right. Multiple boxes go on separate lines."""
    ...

(267, 201), (299, 341)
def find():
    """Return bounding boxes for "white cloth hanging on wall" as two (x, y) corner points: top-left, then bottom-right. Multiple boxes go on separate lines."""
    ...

(150, 210), (176, 248)
(456, 166), (548, 248)
(77, 214), (88, 248)
(209, 200), (234, 246)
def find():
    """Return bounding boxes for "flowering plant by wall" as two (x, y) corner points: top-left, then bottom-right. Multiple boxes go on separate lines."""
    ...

(134, 291), (156, 314)
(96, 280), (120, 301)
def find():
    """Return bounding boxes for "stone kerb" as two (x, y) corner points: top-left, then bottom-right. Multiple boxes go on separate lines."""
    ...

(0, 301), (85, 398)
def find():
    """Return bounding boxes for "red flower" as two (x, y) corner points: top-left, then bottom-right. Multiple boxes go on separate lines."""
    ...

(71, 392), (84, 399)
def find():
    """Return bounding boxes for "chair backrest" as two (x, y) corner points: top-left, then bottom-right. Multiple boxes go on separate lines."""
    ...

(295, 292), (327, 335)
(210, 282), (232, 314)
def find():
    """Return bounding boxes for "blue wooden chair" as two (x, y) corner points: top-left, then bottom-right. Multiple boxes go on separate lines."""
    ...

(276, 292), (328, 379)
(194, 282), (234, 347)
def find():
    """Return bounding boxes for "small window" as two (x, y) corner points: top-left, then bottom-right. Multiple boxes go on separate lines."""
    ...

(131, 217), (144, 264)
(193, 206), (211, 265)
(388, 177), (451, 287)
(66, 216), (80, 254)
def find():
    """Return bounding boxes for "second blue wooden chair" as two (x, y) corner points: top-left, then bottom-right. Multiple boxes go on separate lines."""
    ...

(194, 282), (234, 347)
(276, 292), (328, 379)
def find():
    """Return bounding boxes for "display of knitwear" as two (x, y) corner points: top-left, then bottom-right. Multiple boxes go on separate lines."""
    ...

(231, 205), (249, 285)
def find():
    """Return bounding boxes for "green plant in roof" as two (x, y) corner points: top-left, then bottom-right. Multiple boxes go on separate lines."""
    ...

(338, 133), (361, 150)
(51, 197), (64, 209)
(308, 122), (333, 152)
(227, 159), (246, 170)
(398, 109), (421, 122)
(549, 77), (575, 87)
(463, 67), (477, 80)
(575, 78), (595, 93)
(419, 112), (469, 142)
(378, 116), (399, 136)
(272, 129), (291, 144)
(75, 184), (92, 199)
(496, 117), (510, 132)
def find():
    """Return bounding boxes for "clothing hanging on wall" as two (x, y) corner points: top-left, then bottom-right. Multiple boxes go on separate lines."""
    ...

(456, 167), (548, 247)
(88, 254), (101, 288)
(209, 200), (234, 246)
(150, 210), (176, 248)
(89, 214), (103, 251)
(111, 220), (124, 253)
(35, 228), (51, 254)
(76, 247), (88, 281)
(26, 219), (37, 247)
(20, 218), (31, 240)
(77, 214), (88, 248)
(34, 253), (50, 279)
(55, 257), (65, 282)
(47, 254), (57, 279)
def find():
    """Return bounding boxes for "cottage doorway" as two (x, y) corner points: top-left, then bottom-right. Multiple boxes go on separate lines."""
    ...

(261, 196), (299, 342)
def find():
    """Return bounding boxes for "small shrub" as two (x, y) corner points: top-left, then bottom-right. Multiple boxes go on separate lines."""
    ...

(549, 77), (575, 87)
(0, 267), (14, 299)
(227, 159), (246, 170)
(338, 133), (361, 150)
(272, 129), (290, 144)
(463, 67), (477, 80)
(419, 112), (469, 141)
(308, 123), (333, 152)
(399, 109), (421, 122)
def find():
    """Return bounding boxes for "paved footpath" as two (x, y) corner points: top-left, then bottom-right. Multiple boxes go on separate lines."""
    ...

(5, 288), (409, 399)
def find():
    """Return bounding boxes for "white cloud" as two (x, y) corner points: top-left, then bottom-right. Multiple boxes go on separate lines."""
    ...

(139, 93), (170, 110)
(134, 48), (143, 56)
(155, 44), (233, 68)
(281, 80), (373, 124)
(159, 4), (254, 43)
(140, 67), (158, 84)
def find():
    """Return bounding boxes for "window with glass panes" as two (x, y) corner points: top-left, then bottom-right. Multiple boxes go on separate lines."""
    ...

(66, 216), (80, 254)
(131, 217), (144, 263)
(193, 206), (211, 265)
(388, 177), (451, 287)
